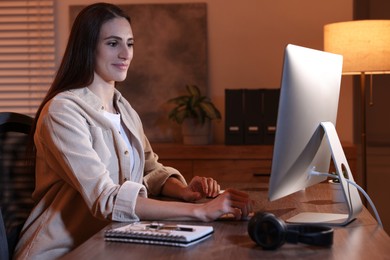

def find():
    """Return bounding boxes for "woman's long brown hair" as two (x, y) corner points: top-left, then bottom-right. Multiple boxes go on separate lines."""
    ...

(27, 3), (131, 166)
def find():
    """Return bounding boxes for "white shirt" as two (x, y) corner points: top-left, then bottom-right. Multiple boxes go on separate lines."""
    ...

(103, 111), (136, 173)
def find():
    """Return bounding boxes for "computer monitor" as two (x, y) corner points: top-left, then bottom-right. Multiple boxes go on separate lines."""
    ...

(268, 44), (362, 225)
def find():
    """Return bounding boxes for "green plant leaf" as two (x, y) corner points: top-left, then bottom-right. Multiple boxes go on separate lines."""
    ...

(200, 102), (221, 119)
(186, 84), (201, 97)
(167, 84), (221, 125)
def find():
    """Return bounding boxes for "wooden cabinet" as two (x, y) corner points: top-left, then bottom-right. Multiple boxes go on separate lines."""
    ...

(151, 143), (357, 183)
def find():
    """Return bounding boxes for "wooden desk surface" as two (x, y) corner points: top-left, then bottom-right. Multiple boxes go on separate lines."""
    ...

(61, 182), (390, 259)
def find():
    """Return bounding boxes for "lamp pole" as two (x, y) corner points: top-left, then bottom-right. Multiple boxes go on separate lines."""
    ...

(360, 72), (367, 206)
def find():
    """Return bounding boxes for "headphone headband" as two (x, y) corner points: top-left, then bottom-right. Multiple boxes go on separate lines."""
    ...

(285, 224), (333, 247)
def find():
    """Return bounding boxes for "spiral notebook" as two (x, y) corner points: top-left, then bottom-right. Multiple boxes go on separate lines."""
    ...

(104, 222), (214, 247)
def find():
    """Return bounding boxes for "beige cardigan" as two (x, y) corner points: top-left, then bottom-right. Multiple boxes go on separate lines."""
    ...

(14, 87), (186, 259)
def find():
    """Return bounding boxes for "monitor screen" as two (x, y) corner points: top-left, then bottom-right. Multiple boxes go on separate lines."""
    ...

(269, 44), (343, 201)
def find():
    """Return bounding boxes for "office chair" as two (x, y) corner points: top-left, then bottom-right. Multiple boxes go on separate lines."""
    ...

(0, 112), (34, 259)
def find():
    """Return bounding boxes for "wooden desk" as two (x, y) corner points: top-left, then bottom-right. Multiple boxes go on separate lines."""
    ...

(61, 182), (390, 259)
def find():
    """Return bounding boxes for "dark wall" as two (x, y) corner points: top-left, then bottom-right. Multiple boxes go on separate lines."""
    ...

(354, 0), (390, 145)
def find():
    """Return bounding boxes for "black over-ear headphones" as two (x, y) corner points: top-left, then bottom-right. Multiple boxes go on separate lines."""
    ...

(248, 212), (334, 250)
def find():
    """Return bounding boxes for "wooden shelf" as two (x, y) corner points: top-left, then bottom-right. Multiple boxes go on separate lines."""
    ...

(151, 143), (274, 159)
(151, 143), (357, 183)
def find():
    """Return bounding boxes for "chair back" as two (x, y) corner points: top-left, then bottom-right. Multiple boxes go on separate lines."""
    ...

(0, 112), (34, 259)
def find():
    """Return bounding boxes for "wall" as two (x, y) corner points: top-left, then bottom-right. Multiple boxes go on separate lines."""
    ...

(365, 0), (390, 145)
(355, 0), (390, 235)
(54, 0), (353, 144)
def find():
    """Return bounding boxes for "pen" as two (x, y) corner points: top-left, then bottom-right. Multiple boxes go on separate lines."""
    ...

(147, 223), (194, 232)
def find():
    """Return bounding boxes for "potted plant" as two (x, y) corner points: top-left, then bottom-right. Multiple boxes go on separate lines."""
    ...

(168, 84), (221, 145)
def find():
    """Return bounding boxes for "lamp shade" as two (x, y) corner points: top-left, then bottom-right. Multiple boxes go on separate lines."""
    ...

(324, 20), (390, 75)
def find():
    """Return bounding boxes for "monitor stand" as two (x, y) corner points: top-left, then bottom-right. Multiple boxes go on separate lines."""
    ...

(286, 121), (363, 226)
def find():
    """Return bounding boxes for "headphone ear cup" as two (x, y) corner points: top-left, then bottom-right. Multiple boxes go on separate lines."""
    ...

(248, 212), (287, 250)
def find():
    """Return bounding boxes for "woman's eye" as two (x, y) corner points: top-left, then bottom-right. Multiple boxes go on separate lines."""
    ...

(107, 41), (118, 47)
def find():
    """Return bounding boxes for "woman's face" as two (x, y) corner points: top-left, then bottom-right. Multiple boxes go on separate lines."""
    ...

(95, 17), (134, 84)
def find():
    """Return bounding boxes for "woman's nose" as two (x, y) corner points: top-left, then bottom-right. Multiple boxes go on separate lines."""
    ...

(119, 45), (132, 59)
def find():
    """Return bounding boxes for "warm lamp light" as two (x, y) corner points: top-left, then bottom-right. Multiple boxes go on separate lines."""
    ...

(324, 20), (390, 75)
(323, 20), (390, 199)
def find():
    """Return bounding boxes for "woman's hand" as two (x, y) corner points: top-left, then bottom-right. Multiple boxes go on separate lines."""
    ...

(161, 176), (220, 202)
(181, 176), (221, 201)
(194, 188), (253, 221)
(135, 188), (253, 222)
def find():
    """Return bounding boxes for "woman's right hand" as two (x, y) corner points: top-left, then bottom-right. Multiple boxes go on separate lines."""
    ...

(195, 188), (253, 222)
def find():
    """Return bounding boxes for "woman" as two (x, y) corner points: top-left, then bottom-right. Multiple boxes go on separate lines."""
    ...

(14, 3), (252, 259)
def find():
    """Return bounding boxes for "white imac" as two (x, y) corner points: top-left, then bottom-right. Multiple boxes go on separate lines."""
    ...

(268, 44), (362, 226)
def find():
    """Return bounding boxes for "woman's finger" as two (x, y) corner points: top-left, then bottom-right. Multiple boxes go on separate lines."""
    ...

(206, 178), (218, 197)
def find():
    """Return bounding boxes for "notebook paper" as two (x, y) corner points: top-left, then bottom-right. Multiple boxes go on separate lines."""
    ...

(104, 222), (214, 247)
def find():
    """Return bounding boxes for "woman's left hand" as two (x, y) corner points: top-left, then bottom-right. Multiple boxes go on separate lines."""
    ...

(182, 176), (221, 201)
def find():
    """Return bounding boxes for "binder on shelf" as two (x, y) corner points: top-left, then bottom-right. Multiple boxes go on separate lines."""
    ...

(263, 89), (280, 145)
(243, 89), (263, 145)
(225, 88), (280, 145)
(225, 89), (244, 145)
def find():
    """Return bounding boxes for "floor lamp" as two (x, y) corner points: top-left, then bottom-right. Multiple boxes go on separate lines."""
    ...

(323, 20), (390, 200)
